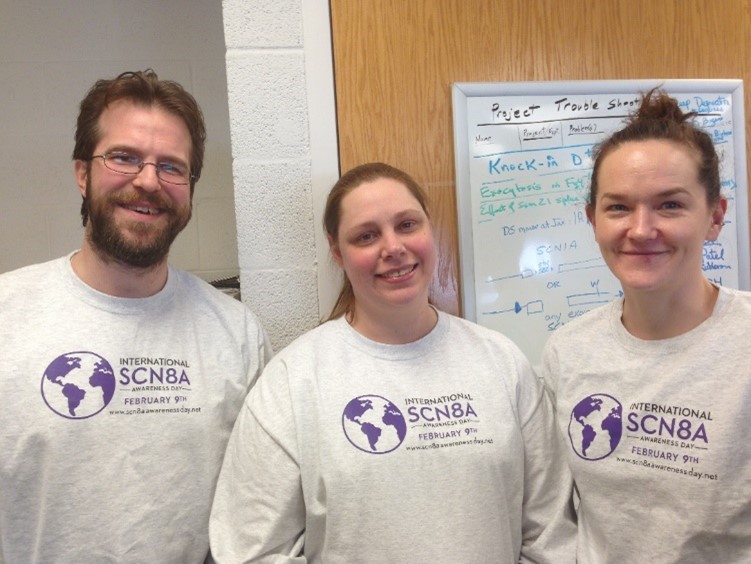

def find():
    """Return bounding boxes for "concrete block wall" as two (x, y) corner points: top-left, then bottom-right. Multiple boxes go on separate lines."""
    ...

(0, 0), (239, 283)
(222, 0), (337, 350)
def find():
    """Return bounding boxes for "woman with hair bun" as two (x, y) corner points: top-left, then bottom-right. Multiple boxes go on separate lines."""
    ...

(542, 89), (751, 562)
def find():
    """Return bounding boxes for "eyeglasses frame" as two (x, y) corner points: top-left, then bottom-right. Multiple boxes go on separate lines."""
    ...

(89, 152), (194, 186)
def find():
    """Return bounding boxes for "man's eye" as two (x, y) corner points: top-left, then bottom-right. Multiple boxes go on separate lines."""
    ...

(159, 162), (187, 176)
(109, 153), (140, 165)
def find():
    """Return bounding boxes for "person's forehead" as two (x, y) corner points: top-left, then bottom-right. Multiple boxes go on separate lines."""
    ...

(340, 178), (424, 225)
(95, 101), (191, 154)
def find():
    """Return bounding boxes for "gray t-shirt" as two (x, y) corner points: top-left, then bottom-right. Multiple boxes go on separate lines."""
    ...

(543, 286), (751, 563)
(211, 311), (576, 563)
(0, 254), (271, 563)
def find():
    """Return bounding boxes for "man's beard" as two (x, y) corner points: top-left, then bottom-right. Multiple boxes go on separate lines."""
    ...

(83, 177), (192, 269)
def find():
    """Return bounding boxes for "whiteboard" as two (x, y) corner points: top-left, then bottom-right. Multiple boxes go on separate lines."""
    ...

(452, 79), (749, 368)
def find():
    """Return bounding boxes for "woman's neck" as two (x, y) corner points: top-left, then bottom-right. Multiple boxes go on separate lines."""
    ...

(621, 279), (719, 340)
(348, 302), (438, 344)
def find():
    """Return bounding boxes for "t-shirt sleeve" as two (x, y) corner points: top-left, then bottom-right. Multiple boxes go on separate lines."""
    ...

(243, 309), (274, 393)
(516, 358), (577, 563)
(540, 334), (561, 406)
(209, 359), (306, 563)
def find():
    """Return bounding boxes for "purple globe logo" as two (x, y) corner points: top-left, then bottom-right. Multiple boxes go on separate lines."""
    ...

(342, 395), (407, 454)
(41, 352), (116, 419)
(568, 393), (623, 460)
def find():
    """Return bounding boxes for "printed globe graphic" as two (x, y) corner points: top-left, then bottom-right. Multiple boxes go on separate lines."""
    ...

(342, 395), (407, 454)
(568, 393), (623, 460)
(41, 352), (116, 419)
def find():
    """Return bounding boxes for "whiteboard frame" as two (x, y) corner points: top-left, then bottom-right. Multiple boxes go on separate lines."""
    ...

(452, 79), (750, 321)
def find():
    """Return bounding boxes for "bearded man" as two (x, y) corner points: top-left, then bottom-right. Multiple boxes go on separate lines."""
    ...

(0, 70), (271, 563)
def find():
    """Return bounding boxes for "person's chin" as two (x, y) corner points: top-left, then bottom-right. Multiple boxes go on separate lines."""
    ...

(381, 283), (428, 306)
(618, 272), (671, 294)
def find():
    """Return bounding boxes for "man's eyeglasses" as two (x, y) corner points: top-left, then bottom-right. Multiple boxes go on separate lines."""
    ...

(90, 152), (193, 186)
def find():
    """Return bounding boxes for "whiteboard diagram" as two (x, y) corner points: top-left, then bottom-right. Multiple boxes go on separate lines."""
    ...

(452, 80), (749, 367)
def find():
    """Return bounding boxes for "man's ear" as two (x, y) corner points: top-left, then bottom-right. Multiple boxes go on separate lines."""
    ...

(74, 160), (88, 198)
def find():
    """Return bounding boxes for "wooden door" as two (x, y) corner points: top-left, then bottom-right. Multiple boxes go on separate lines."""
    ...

(331, 0), (751, 314)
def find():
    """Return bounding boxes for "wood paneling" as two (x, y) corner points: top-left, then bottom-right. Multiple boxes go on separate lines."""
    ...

(331, 0), (751, 314)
